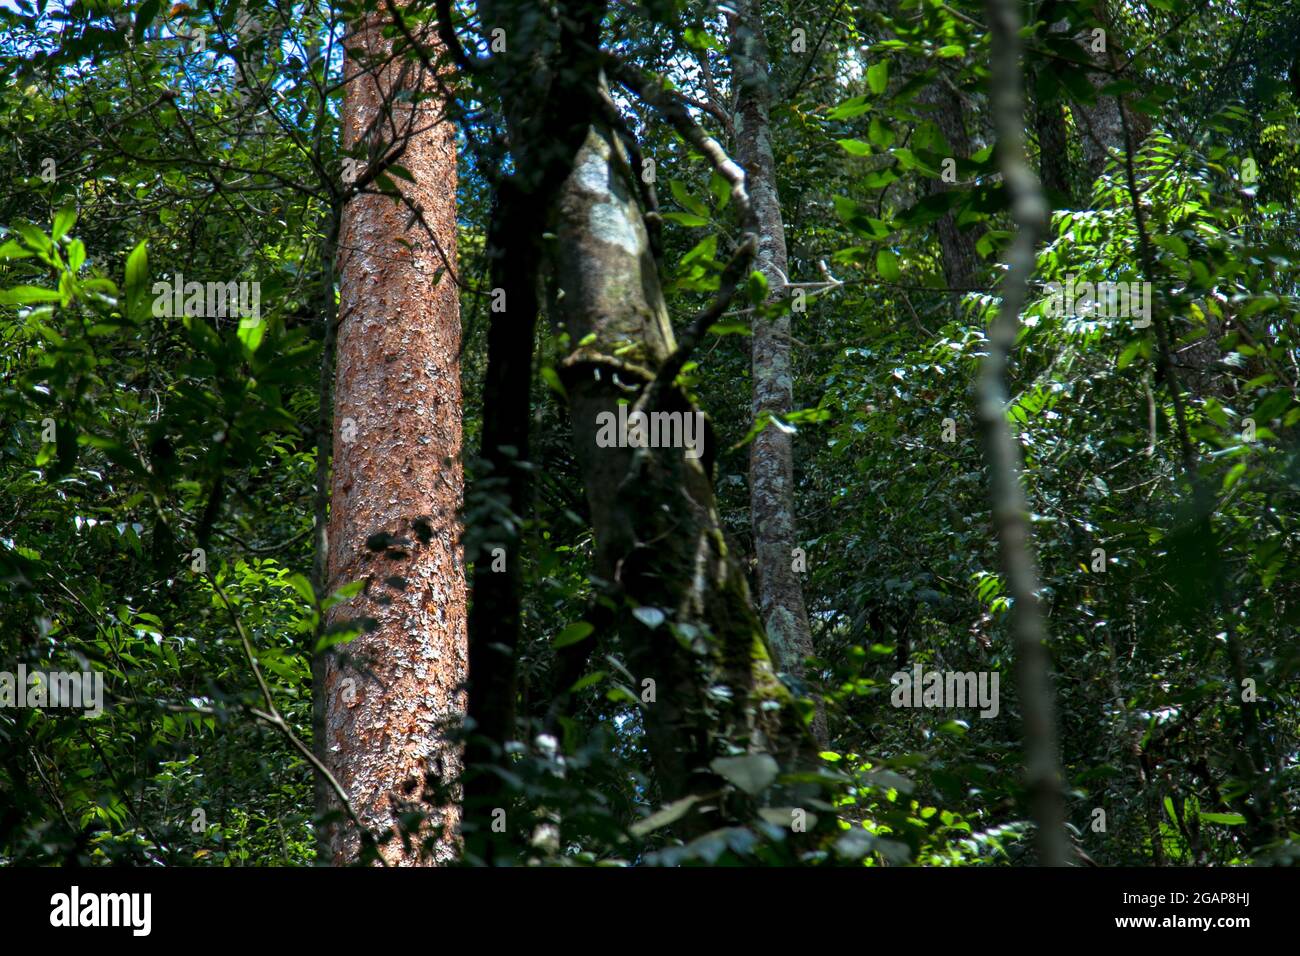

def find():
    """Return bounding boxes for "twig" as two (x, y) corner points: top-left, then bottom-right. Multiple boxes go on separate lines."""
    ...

(607, 56), (756, 233)
(209, 574), (383, 865)
(633, 235), (758, 417)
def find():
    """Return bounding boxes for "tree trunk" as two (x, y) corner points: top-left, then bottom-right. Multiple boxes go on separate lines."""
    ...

(1076, 0), (1151, 181)
(728, 0), (824, 745)
(916, 80), (982, 291)
(1033, 3), (1075, 205)
(982, 0), (1070, 867)
(881, 0), (985, 301)
(321, 11), (465, 866)
(551, 120), (816, 818)
(457, 0), (603, 858)
(1034, 96), (1073, 205)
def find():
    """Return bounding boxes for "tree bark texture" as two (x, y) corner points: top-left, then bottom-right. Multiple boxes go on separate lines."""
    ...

(322, 11), (465, 866)
(1033, 3), (1075, 205)
(916, 79), (982, 290)
(728, 0), (824, 744)
(551, 121), (816, 814)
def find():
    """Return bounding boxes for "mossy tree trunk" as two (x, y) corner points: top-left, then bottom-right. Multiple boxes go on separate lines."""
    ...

(550, 123), (815, 814)
(453, 0), (820, 838)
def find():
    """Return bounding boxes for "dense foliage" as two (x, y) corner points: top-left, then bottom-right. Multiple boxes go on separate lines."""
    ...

(1, 0), (1297, 866)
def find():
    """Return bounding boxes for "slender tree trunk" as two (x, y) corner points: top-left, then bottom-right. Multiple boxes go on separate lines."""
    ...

(311, 207), (341, 865)
(728, 0), (824, 745)
(458, 0), (601, 858)
(321, 11), (465, 866)
(982, 0), (1070, 867)
(461, 181), (542, 843)
(1034, 96), (1072, 204)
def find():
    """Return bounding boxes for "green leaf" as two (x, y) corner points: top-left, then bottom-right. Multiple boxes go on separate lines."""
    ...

(683, 26), (720, 51)
(13, 222), (51, 252)
(868, 117), (895, 148)
(238, 315), (265, 354)
(1252, 390), (1292, 423)
(134, 0), (161, 42)
(1222, 462), (1247, 492)
(0, 239), (35, 260)
(706, 321), (752, 336)
(669, 179), (709, 218)
(861, 168), (899, 189)
(680, 234), (718, 267)
(124, 240), (149, 319)
(710, 754), (779, 795)
(662, 212), (709, 228)
(52, 206), (76, 242)
(833, 196), (890, 238)
(1198, 812), (1245, 825)
(285, 573), (317, 606)
(321, 579), (366, 613)
(827, 95), (871, 120)
(866, 62), (889, 95)
(836, 138), (872, 156)
(0, 285), (61, 305)
(709, 170), (731, 210)
(568, 670), (606, 693)
(876, 249), (900, 281)
(553, 621), (594, 648)
(892, 148), (938, 176)
(1117, 339), (1144, 369)
(67, 239), (86, 272)
(630, 794), (704, 837)
(540, 365), (567, 399)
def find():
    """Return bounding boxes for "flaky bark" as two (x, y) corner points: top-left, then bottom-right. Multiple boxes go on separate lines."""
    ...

(321, 11), (465, 866)
(727, 0), (824, 744)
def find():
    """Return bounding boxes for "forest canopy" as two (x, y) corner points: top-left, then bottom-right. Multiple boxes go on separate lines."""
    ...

(0, 0), (1298, 870)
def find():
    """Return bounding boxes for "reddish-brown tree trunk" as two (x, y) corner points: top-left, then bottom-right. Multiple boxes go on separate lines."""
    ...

(320, 12), (465, 866)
